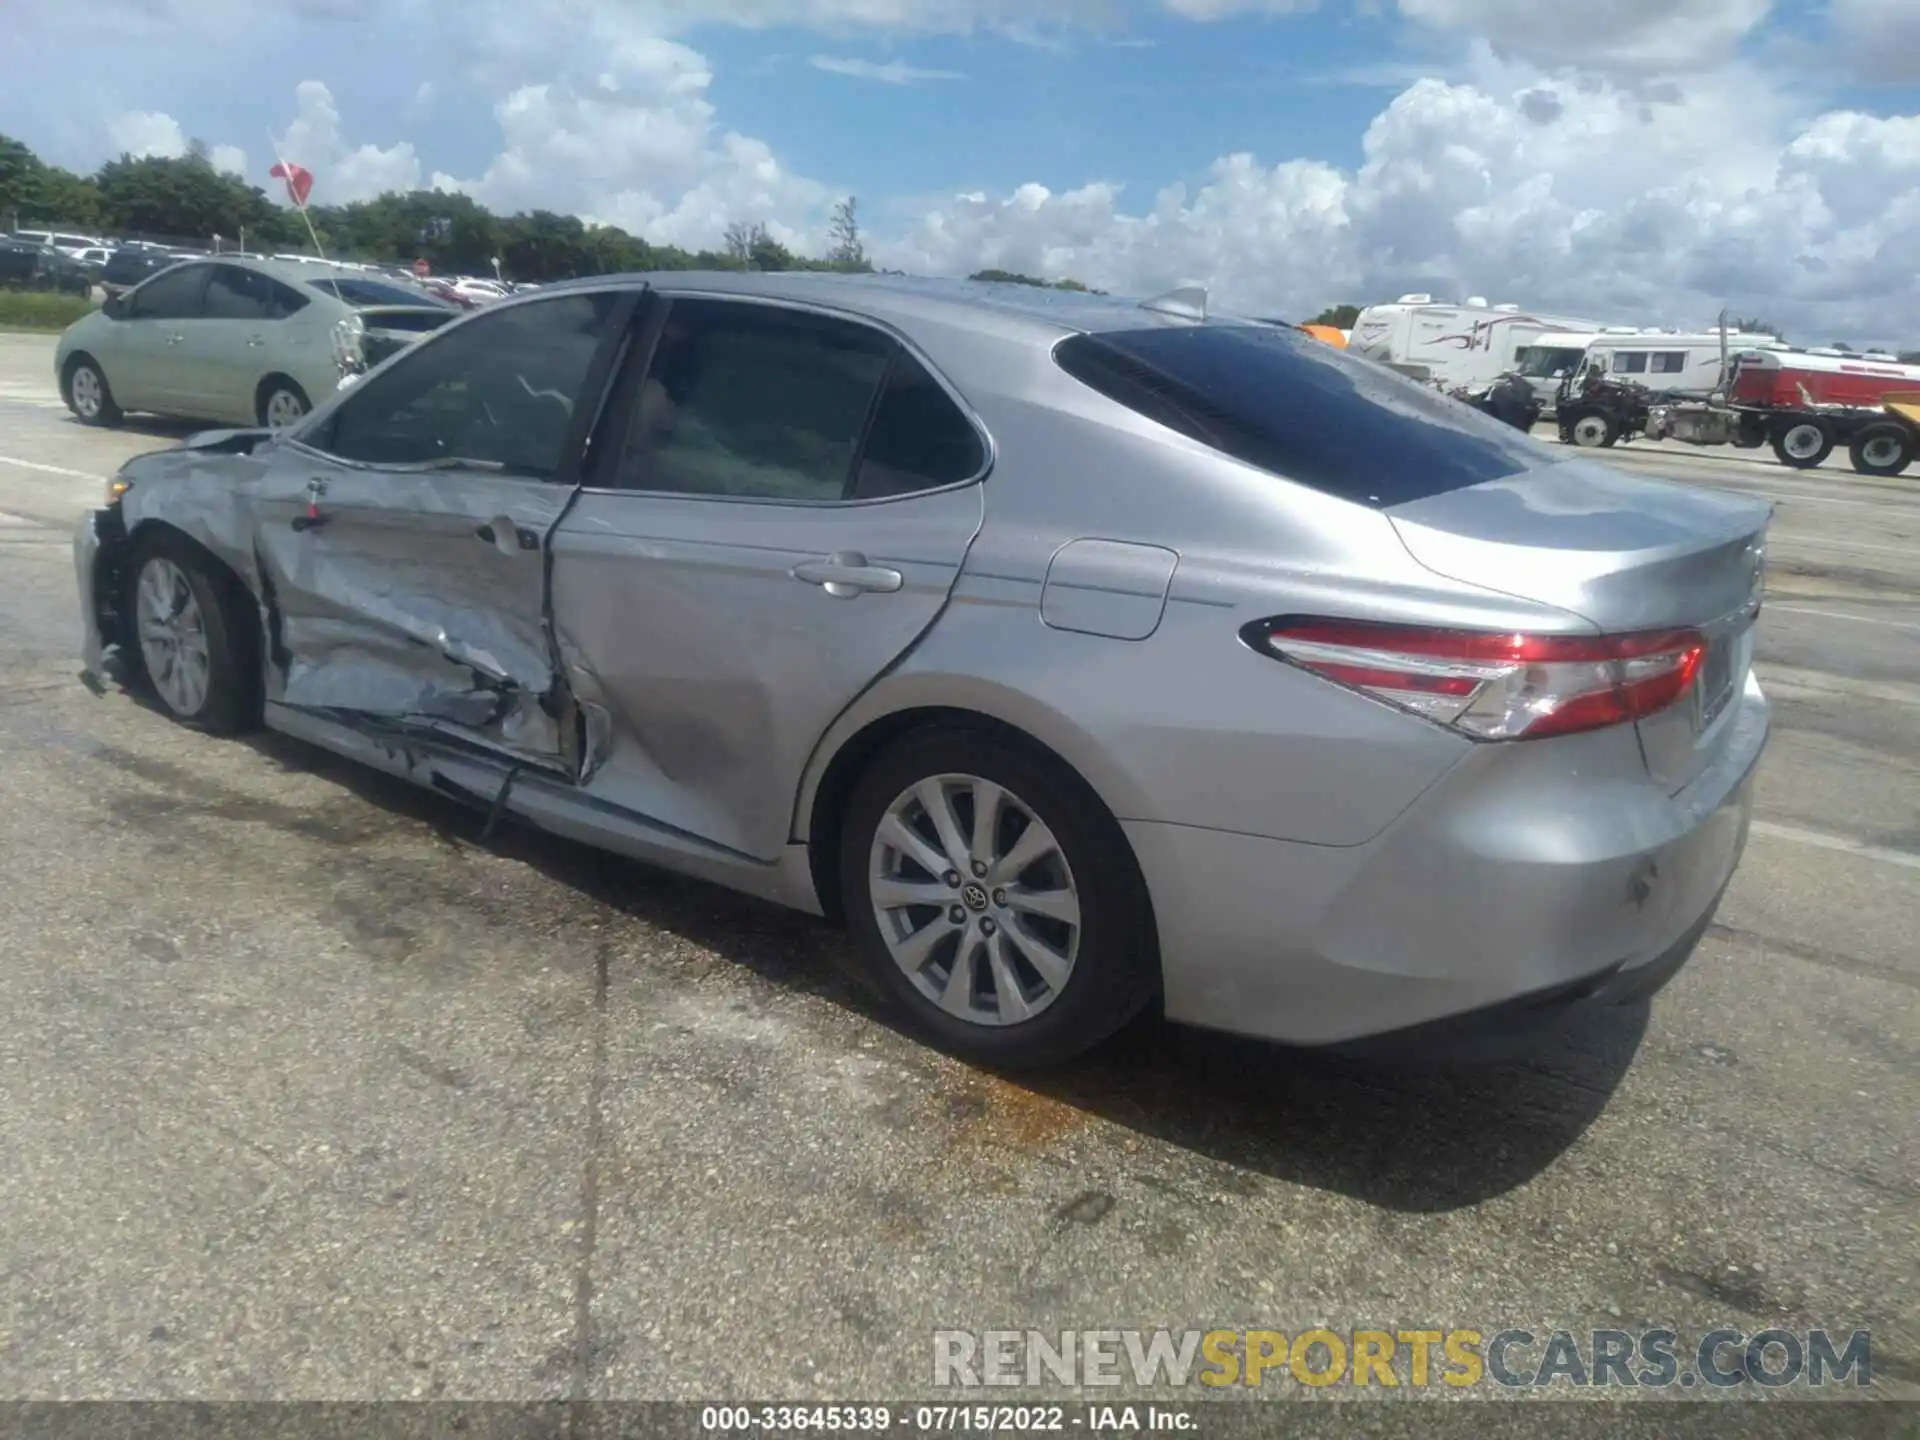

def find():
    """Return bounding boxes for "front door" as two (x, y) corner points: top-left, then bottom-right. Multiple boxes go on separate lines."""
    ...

(110, 263), (212, 414)
(250, 287), (636, 770)
(550, 294), (988, 860)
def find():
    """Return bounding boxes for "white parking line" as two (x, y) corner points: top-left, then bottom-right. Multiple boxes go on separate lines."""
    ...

(0, 454), (103, 480)
(1768, 603), (1920, 632)
(1750, 820), (1920, 872)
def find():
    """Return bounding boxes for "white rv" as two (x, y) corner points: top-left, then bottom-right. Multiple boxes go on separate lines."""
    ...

(1568, 328), (1783, 399)
(1347, 295), (1607, 390)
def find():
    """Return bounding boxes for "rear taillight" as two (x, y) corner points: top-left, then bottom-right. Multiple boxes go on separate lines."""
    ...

(1252, 618), (1706, 741)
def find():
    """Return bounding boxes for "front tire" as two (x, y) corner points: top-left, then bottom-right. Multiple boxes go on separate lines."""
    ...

(1847, 422), (1915, 477)
(65, 356), (122, 427)
(123, 535), (260, 735)
(840, 728), (1158, 1068)
(1771, 418), (1834, 469)
(1566, 407), (1617, 448)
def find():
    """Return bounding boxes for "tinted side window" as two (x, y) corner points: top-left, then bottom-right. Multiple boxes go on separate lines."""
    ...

(203, 266), (276, 321)
(319, 292), (620, 479)
(1650, 351), (1687, 374)
(129, 265), (209, 321)
(852, 353), (986, 499)
(1053, 324), (1557, 509)
(1616, 352), (1649, 373)
(618, 299), (891, 502)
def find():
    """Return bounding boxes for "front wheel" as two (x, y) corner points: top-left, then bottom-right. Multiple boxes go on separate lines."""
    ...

(65, 357), (122, 427)
(1771, 418), (1834, 469)
(1847, 422), (1915, 477)
(1566, 408), (1617, 448)
(123, 537), (260, 734)
(840, 729), (1158, 1067)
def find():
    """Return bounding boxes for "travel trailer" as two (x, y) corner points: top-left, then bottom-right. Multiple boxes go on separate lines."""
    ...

(1571, 328), (1783, 399)
(1347, 295), (1606, 390)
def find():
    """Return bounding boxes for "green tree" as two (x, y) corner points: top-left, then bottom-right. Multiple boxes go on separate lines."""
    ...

(95, 154), (287, 243)
(826, 196), (870, 272)
(1731, 316), (1782, 340)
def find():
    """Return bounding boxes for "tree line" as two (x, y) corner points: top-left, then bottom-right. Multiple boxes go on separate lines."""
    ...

(0, 132), (878, 281)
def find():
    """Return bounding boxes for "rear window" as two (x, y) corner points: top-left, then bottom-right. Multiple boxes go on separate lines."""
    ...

(1053, 323), (1558, 508)
(308, 277), (451, 308)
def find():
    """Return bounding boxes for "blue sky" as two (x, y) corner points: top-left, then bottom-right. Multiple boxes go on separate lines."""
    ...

(3, 0), (1919, 340)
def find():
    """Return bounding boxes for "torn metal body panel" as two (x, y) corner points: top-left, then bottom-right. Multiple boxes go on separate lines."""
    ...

(248, 451), (575, 768)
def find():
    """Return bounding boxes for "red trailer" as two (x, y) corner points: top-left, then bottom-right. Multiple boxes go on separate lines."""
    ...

(1650, 346), (1920, 474)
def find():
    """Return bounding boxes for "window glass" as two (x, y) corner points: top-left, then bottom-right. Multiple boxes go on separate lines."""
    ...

(853, 352), (986, 499)
(318, 292), (620, 479)
(1053, 323), (1558, 509)
(309, 277), (452, 309)
(1649, 351), (1688, 374)
(128, 265), (209, 321)
(618, 299), (892, 501)
(204, 265), (308, 321)
(1517, 346), (1586, 378)
(1615, 351), (1649, 373)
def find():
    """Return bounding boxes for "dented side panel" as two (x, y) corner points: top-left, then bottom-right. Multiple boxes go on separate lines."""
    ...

(248, 448), (576, 766)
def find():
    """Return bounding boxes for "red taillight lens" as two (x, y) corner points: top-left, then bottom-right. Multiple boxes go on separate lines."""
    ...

(1256, 618), (1706, 741)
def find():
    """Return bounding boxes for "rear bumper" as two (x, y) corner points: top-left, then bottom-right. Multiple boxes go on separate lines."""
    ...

(1129, 672), (1768, 1049)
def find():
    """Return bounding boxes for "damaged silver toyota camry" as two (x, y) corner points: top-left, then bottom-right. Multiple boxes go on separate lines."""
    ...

(74, 272), (1772, 1067)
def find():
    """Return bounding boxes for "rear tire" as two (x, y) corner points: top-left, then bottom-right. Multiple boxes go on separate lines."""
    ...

(839, 727), (1158, 1068)
(65, 356), (122, 427)
(257, 378), (310, 430)
(122, 533), (261, 735)
(1847, 422), (1915, 477)
(1771, 418), (1834, 469)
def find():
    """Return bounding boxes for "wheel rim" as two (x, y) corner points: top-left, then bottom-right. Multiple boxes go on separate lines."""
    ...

(71, 366), (101, 418)
(1862, 435), (1906, 469)
(1573, 416), (1609, 447)
(135, 557), (211, 717)
(868, 773), (1081, 1028)
(1782, 425), (1825, 460)
(264, 389), (305, 428)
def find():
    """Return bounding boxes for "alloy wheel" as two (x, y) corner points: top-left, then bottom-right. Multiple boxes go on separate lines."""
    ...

(135, 557), (212, 717)
(264, 388), (306, 428)
(868, 773), (1081, 1027)
(70, 365), (102, 419)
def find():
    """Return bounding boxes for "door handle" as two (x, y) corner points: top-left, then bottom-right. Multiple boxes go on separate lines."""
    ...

(476, 522), (541, 551)
(247, 336), (265, 348)
(290, 512), (329, 532)
(791, 552), (903, 598)
(165, 333), (183, 346)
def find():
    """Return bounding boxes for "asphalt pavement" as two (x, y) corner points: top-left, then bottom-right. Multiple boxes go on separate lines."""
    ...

(0, 331), (1913, 1422)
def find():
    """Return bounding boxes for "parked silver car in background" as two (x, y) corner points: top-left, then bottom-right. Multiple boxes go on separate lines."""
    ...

(55, 256), (456, 431)
(72, 272), (1771, 1066)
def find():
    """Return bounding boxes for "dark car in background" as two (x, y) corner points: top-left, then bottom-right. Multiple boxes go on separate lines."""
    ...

(0, 238), (94, 295)
(100, 244), (188, 299)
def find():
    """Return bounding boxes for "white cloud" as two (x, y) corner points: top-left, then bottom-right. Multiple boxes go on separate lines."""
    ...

(274, 79), (423, 203)
(106, 110), (189, 160)
(1395, 0), (1774, 72)
(1829, 0), (1920, 83)
(210, 144), (248, 177)
(809, 55), (966, 83)
(875, 68), (1920, 345)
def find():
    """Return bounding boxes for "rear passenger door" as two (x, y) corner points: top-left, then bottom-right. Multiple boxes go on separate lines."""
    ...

(549, 294), (988, 861)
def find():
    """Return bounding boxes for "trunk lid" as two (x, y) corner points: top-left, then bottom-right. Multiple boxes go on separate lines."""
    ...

(1384, 457), (1771, 791)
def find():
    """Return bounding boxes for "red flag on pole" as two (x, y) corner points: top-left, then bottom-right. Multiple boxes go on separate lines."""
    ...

(270, 161), (314, 208)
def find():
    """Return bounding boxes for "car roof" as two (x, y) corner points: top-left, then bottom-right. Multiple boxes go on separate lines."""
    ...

(537, 269), (1262, 342)
(155, 253), (436, 292)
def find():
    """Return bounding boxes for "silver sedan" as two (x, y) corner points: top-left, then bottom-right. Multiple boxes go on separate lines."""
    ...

(73, 272), (1771, 1066)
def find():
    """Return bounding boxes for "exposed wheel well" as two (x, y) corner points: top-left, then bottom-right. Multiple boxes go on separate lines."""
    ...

(803, 705), (1153, 941)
